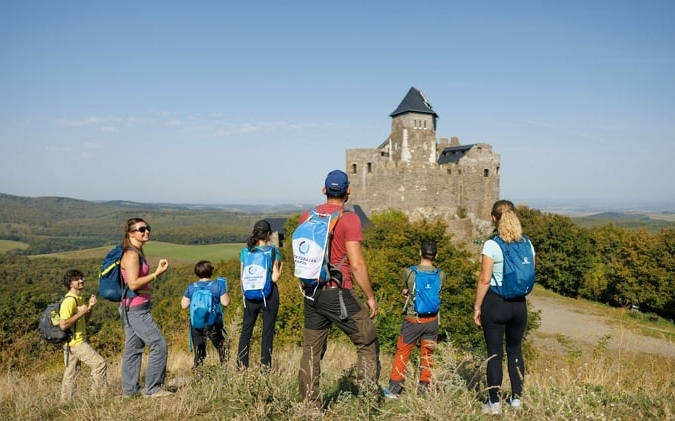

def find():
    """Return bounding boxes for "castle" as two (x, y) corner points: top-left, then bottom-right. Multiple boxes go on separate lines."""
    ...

(345, 87), (501, 243)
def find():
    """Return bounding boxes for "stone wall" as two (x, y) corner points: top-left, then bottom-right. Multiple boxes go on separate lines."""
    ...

(343, 88), (500, 245)
(345, 143), (500, 244)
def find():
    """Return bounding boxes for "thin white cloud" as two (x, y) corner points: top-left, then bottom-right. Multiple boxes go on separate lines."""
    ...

(55, 116), (112, 127)
(83, 142), (102, 149)
(45, 145), (71, 152)
(53, 111), (316, 140)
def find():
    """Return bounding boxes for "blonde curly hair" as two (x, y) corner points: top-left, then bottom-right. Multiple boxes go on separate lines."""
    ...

(491, 200), (523, 243)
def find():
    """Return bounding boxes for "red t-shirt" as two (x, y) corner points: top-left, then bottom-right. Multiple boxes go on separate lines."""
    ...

(299, 203), (363, 289)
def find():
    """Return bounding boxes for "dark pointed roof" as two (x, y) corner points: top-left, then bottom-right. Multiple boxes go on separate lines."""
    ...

(389, 87), (438, 118)
(437, 144), (475, 165)
(351, 204), (370, 227)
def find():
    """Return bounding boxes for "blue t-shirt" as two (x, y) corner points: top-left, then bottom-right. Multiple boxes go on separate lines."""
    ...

(482, 238), (536, 288)
(183, 278), (227, 324)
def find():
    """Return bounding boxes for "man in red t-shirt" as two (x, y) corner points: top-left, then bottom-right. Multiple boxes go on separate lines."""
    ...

(297, 169), (380, 404)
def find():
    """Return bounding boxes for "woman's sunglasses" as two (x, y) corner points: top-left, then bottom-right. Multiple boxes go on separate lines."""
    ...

(133, 225), (151, 233)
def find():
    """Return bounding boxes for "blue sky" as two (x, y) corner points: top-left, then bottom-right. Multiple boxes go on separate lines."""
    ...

(1, 1), (674, 211)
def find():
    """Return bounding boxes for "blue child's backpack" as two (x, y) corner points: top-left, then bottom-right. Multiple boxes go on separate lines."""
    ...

(190, 280), (223, 329)
(292, 208), (343, 289)
(98, 245), (138, 302)
(241, 246), (276, 304)
(410, 266), (442, 317)
(491, 235), (535, 299)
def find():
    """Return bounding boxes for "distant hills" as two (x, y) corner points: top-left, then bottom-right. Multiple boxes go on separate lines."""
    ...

(0, 192), (310, 255)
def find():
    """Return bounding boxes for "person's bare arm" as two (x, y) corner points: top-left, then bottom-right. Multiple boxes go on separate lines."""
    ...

(473, 254), (494, 326)
(346, 240), (378, 318)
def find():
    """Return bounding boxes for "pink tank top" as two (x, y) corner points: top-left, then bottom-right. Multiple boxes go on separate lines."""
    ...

(121, 259), (152, 307)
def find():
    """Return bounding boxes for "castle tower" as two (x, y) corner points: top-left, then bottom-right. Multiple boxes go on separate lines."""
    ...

(386, 87), (439, 163)
(345, 87), (500, 243)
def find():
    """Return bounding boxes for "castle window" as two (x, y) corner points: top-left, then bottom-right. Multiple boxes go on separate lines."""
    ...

(367, 162), (372, 173)
(351, 164), (357, 174)
(423, 120), (427, 129)
(447, 169), (452, 175)
(483, 169), (489, 177)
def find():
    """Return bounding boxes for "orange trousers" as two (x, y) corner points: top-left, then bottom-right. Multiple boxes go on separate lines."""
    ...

(389, 316), (438, 385)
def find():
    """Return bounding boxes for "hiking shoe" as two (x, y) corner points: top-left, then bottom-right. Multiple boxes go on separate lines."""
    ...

(382, 388), (398, 399)
(482, 401), (501, 415)
(143, 390), (174, 398)
(417, 381), (429, 395)
(508, 397), (522, 408)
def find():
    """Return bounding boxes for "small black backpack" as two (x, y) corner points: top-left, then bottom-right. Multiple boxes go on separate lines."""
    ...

(38, 296), (75, 343)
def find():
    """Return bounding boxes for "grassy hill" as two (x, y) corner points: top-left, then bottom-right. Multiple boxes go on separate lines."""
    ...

(1, 287), (673, 420)
(1, 194), (674, 419)
(32, 242), (245, 266)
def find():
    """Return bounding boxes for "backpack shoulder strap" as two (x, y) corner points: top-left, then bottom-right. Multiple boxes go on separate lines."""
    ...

(408, 265), (418, 293)
(60, 295), (78, 310)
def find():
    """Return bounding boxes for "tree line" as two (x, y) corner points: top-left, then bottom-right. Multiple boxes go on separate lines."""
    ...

(518, 206), (675, 320)
(1, 206), (673, 374)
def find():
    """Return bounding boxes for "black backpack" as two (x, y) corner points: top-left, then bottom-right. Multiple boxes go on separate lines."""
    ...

(38, 296), (75, 344)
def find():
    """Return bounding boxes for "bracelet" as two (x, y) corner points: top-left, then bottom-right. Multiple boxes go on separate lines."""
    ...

(152, 273), (157, 281)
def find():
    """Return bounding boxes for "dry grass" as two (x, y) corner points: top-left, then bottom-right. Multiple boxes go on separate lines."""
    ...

(2, 332), (674, 420)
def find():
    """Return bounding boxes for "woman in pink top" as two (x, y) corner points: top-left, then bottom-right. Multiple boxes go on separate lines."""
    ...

(119, 218), (171, 398)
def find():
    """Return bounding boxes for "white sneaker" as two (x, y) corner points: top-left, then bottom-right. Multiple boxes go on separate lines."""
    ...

(382, 388), (398, 399)
(509, 397), (522, 408)
(482, 401), (501, 415)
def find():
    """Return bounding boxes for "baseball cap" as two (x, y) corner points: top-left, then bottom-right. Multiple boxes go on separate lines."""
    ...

(324, 169), (349, 195)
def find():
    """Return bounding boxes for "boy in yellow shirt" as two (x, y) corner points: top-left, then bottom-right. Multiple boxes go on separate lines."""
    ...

(58, 269), (107, 402)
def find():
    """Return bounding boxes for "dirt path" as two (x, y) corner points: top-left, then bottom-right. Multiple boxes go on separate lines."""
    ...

(527, 294), (675, 359)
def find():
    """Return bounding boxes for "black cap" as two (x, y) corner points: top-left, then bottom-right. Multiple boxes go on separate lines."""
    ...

(421, 240), (437, 259)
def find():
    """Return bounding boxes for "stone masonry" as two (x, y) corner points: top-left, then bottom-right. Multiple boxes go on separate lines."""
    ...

(345, 87), (500, 243)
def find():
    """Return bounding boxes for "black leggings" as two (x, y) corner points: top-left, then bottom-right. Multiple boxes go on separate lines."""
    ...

(236, 284), (279, 368)
(481, 289), (527, 402)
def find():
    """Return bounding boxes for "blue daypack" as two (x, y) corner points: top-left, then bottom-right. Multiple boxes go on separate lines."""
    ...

(292, 208), (343, 288)
(491, 235), (535, 299)
(241, 246), (276, 303)
(98, 245), (138, 302)
(410, 266), (442, 316)
(189, 280), (223, 329)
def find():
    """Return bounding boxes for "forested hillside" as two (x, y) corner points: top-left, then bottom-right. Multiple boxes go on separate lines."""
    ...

(0, 193), (300, 254)
(1, 210), (504, 374)
(1, 193), (673, 375)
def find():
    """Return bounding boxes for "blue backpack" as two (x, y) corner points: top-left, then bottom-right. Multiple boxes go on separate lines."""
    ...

(491, 235), (535, 299)
(292, 208), (343, 288)
(410, 266), (442, 316)
(241, 246), (276, 302)
(189, 280), (223, 329)
(98, 245), (139, 302)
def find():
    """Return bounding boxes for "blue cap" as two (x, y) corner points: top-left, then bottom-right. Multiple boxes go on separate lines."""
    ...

(324, 169), (349, 195)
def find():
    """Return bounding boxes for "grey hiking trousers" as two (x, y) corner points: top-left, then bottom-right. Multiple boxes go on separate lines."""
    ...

(119, 303), (168, 396)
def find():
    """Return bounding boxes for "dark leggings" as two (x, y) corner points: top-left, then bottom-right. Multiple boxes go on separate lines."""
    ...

(190, 322), (227, 368)
(236, 284), (279, 368)
(481, 289), (527, 403)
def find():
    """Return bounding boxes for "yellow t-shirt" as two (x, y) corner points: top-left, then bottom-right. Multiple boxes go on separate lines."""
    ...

(58, 292), (86, 347)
